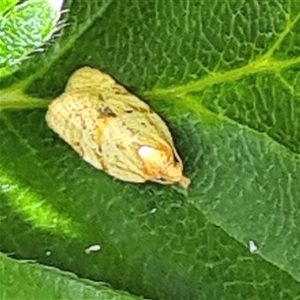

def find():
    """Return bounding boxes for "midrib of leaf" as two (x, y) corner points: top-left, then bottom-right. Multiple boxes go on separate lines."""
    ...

(0, 88), (50, 112)
(150, 56), (300, 97)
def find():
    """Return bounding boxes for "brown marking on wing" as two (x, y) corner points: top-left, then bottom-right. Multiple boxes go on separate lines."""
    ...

(99, 106), (117, 118)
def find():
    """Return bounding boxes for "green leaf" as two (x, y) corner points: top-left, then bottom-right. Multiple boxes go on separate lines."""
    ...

(0, 0), (64, 77)
(0, 0), (300, 299)
(0, 253), (143, 300)
(0, 0), (18, 15)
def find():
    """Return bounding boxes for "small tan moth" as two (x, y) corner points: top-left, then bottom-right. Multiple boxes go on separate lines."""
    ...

(46, 66), (190, 188)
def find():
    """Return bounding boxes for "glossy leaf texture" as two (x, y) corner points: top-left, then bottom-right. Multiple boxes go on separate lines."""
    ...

(0, 0), (299, 299)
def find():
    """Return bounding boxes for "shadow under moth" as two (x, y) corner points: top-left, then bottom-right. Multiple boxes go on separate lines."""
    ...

(46, 66), (190, 188)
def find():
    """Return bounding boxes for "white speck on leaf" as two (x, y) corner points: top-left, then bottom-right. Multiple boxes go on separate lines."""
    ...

(85, 244), (101, 254)
(150, 207), (157, 214)
(248, 240), (258, 254)
(1, 184), (10, 192)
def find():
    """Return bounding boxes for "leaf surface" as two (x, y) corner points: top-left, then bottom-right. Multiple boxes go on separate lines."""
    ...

(0, 253), (142, 300)
(0, 0), (300, 299)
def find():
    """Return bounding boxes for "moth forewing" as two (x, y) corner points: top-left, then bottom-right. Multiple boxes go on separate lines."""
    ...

(46, 91), (104, 170)
(46, 66), (190, 188)
(65, 66), (115, 93)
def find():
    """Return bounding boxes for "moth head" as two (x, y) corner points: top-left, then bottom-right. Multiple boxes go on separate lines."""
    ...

(138, 145), (190, 189)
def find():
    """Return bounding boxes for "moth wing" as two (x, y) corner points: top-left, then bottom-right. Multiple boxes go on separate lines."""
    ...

(104, 94), (150, 116)
(102, 154), (147, 183)
(105, 93), (175, 147)
(100, 111), (177, 183)
(124, 110), (183, 165)
(46, 91), (105, 170)
(100, 115), (149, 183)
(146, 112), (176, 149)
(65, 67), (116, 93)
(66, 67), (151, 113)
(141, 109), (183, 164)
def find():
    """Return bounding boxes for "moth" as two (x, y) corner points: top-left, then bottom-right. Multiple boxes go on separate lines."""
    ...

(46, 66), (190, 188)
